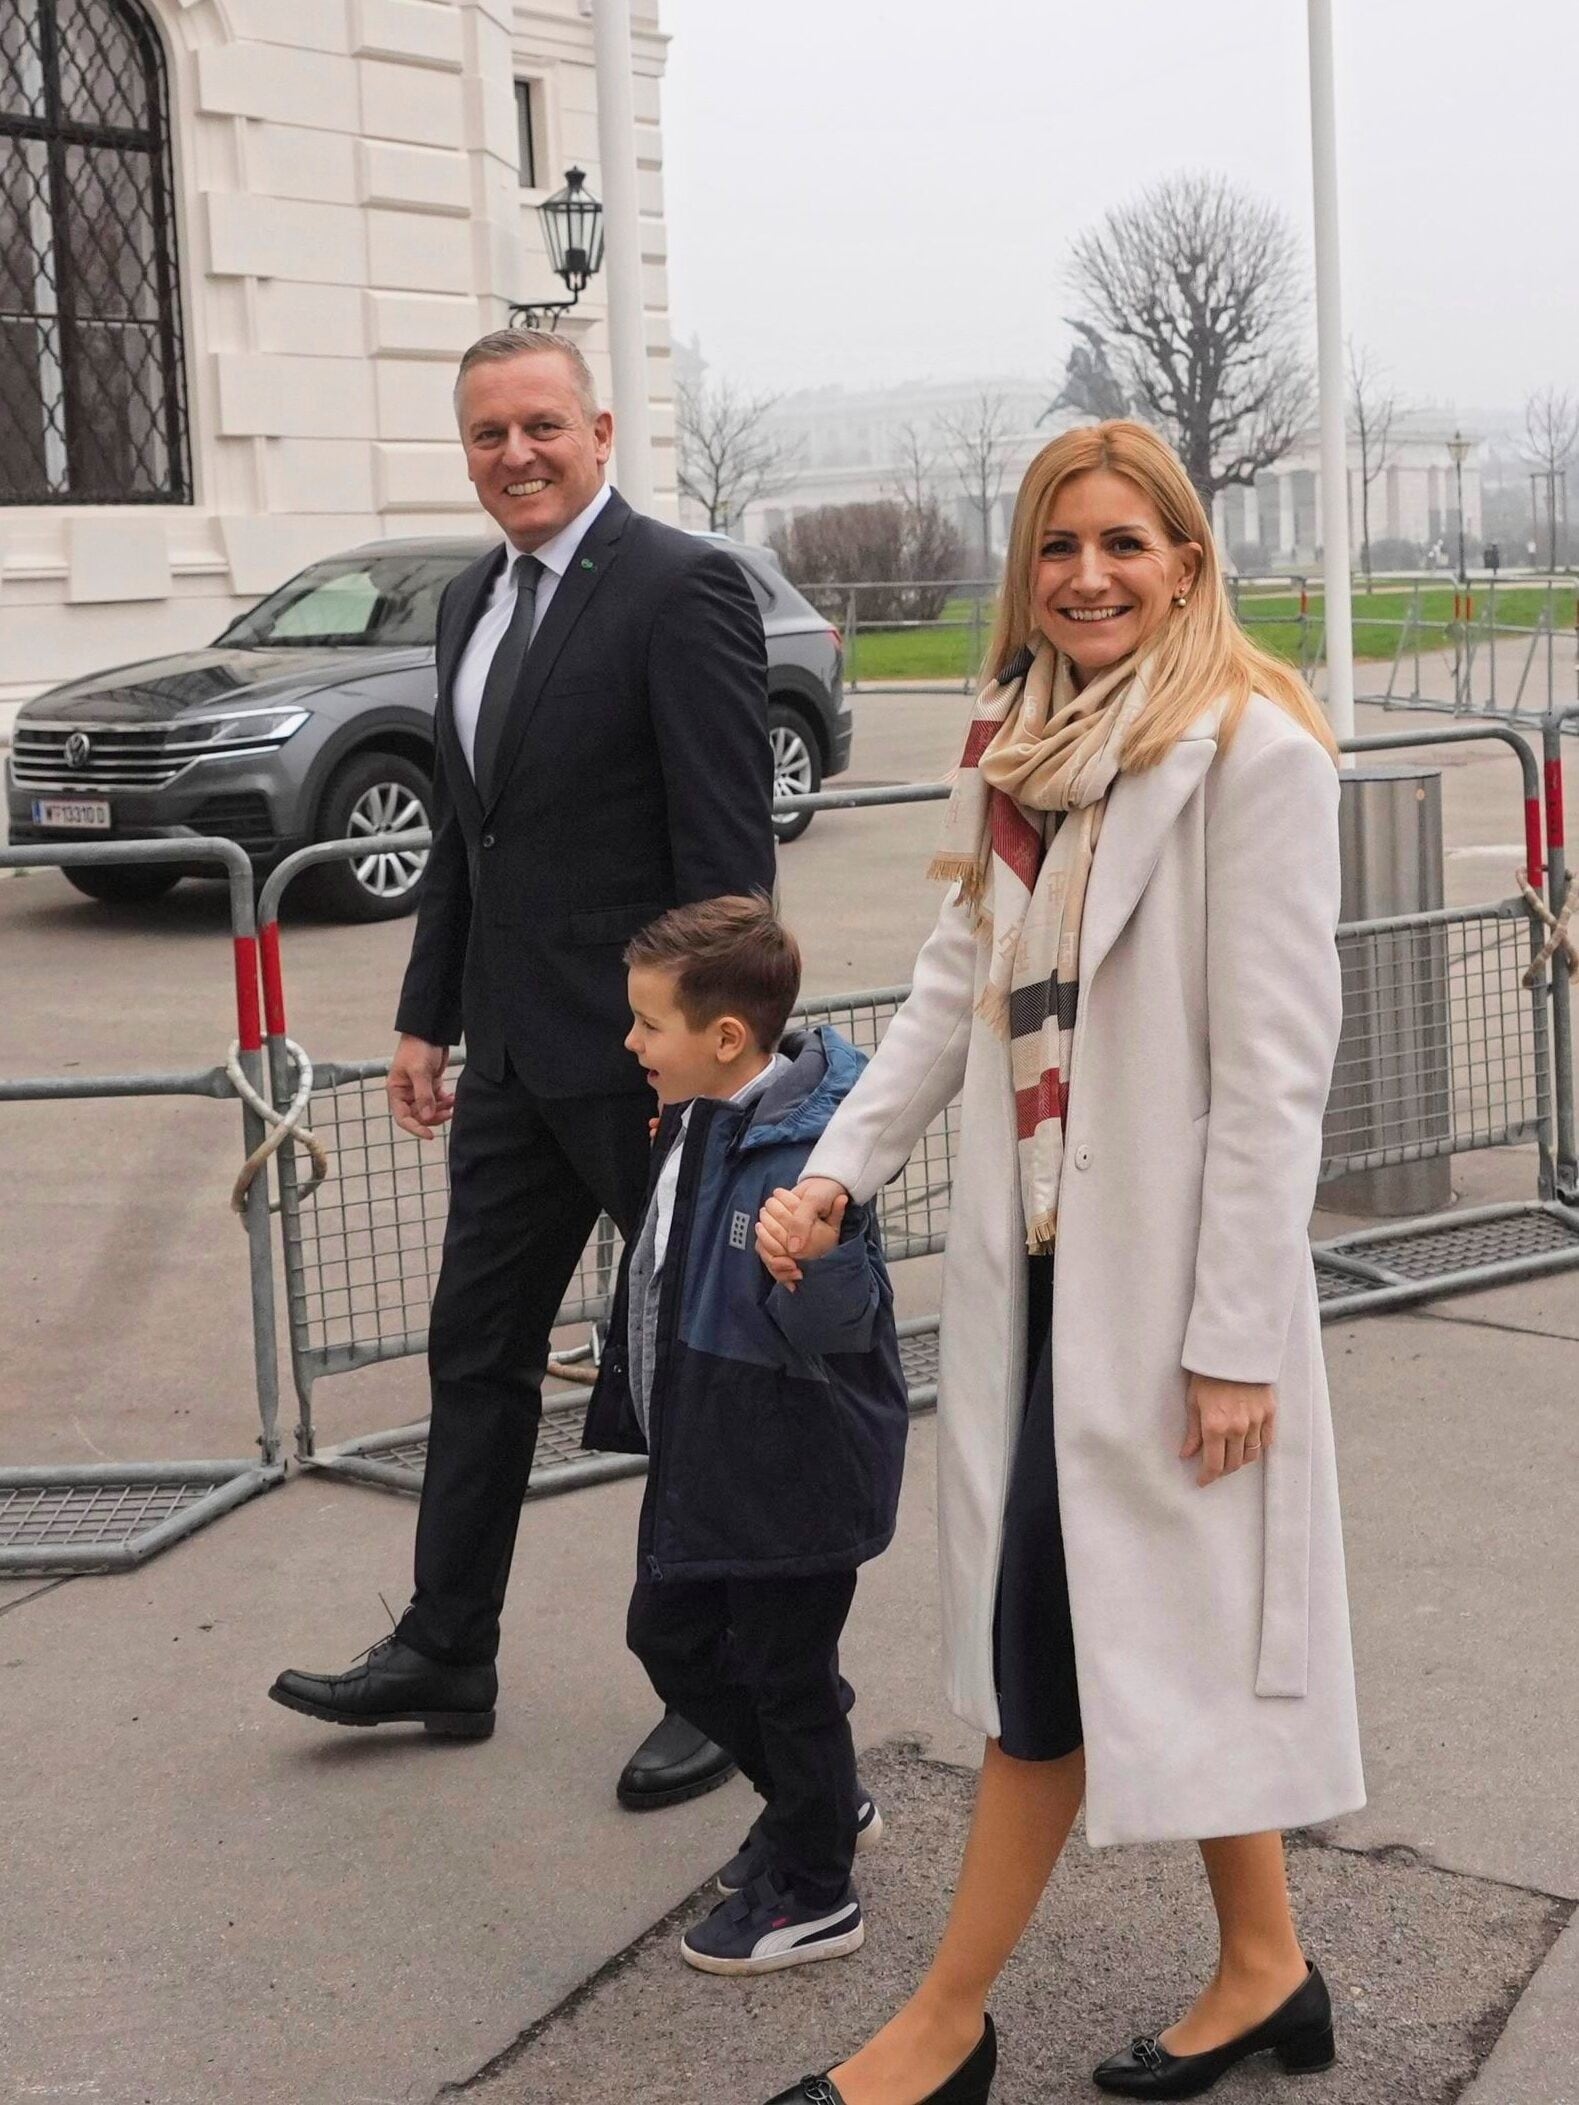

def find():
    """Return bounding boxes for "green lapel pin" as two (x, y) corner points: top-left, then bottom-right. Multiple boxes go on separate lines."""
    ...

(580, 556), (596, 571)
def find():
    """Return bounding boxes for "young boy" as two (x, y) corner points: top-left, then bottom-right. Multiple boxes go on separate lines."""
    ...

(583, 894), (910, 1976)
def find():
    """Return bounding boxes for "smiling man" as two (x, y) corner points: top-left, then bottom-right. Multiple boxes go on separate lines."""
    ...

(269, 329), (775, 1810)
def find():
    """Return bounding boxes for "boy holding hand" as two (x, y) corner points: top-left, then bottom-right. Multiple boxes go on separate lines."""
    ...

(584, 895), (908, 1975)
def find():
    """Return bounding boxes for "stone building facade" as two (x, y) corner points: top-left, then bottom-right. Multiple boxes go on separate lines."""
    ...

(0, 0), (675, 730)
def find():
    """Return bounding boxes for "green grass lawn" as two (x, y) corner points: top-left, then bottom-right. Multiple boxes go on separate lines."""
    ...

(845, 583), (1577, 684)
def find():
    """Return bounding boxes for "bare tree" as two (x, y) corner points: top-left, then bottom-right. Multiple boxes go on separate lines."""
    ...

(886, 421), (938, 518)
(881, 423), (966, 617)
(1347, 341), (1400, 586)
(1523, 386), (1578, 569)
(1065, 172), (1311, 505)
(1045, 319), (1131, 424)
(936, 389), (1013, 571)
(675, 375), (804, 534)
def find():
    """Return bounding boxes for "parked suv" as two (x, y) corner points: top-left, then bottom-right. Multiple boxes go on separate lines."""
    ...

(6, 534), (848, 920)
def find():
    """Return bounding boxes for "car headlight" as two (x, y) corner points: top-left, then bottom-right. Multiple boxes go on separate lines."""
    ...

(169, 708), (310, 752)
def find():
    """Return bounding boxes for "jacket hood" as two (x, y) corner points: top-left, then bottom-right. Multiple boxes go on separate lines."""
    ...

(736, 1025), (866, 1153)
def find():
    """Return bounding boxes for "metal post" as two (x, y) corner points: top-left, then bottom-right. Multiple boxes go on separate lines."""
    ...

(1544, 716), (1578, 1200)
(591, 0), (653, 513)
(1307, 0), (1356, 745)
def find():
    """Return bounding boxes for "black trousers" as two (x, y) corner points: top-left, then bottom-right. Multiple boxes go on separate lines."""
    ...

(628, 1570), (860, 1909)
(992, 1253), (1083, 1762)
(397, 1058), (653, 1666)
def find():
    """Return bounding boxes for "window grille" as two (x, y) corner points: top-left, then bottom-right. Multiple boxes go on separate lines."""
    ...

(0, 0), (191, 505)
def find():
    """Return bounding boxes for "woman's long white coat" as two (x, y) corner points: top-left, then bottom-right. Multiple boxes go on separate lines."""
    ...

(805, 695), (1365, 1848)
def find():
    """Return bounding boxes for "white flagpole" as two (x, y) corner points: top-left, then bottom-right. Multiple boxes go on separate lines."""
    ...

(1307, 0), (1355, 744)
(591, 0), (654, 513)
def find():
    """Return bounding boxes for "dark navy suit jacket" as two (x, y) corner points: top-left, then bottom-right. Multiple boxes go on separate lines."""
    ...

(395, 488), (775, 1097)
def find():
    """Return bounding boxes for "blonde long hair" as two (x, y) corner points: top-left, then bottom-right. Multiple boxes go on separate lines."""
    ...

(983, 420), (1338, 770)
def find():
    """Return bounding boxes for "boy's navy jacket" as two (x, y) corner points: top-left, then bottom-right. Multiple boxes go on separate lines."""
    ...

(583, 1025), (909, 1582)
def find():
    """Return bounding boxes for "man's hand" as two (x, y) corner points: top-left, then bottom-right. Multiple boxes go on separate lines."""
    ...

(1180, 1373), (1276, 1487)
(388, 1034), (455, 1141)
(756, 1177), (849, 1289)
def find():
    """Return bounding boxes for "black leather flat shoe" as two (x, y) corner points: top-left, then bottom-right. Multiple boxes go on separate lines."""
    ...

(616, 1708), (737, 1809)
(269, 1635), (496, 1738)
(1093, 1963), (1334, 2098)
(764, 2013), (996, 2104)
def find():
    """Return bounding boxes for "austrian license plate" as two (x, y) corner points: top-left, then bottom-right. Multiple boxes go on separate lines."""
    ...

(32, 798), (111, 831)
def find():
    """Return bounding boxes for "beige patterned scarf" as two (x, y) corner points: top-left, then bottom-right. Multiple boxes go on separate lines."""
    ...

(929, 637), (1151, 1251)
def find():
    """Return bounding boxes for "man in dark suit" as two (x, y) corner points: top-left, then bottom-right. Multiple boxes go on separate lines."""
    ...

(270, 329), (775, 1806)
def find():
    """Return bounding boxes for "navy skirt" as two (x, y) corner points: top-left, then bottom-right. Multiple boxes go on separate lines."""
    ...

(991, 1253), (1084, 1762)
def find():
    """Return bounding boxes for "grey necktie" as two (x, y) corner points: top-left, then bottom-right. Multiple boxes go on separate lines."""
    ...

(472, 552), (545, 803)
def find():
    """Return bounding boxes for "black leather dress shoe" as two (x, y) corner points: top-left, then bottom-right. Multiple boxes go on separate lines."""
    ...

(269, 1635), (496, 1738)
(616, 1708), (737, 1809)
(763, 2014), (996, 2104)
(1093, 1964), (1334, 2097)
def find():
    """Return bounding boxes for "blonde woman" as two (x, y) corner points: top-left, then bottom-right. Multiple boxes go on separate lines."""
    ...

(755, 421), (1364, 2105)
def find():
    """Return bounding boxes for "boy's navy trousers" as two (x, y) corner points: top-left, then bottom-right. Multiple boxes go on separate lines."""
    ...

(628, 1569), (859, 1908)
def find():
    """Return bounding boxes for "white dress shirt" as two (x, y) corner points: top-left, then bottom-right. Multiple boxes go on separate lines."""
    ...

(650, 1053), (791, 1279)
(451, 479), (614, 779)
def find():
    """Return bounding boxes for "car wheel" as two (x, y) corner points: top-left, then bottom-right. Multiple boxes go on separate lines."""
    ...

(62, 864), (181, 906)
(300, 751), (432, 922)
(769, 702), (822, 845)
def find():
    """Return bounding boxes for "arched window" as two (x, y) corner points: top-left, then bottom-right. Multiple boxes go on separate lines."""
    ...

(1, 0), (190, 504)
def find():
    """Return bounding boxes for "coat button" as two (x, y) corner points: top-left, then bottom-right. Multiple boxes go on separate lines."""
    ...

(481, 832), (495, 849)
(1072, 1142), (1092, 1170)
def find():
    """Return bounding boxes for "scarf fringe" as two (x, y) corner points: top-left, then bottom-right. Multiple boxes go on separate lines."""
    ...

(974, 980), (1010, 1038)
(928, 851), (984, 899)
(1025, 1210), (1058, 1255)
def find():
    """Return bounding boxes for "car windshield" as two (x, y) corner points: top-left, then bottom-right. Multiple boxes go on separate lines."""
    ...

(217, 552), (475, 649)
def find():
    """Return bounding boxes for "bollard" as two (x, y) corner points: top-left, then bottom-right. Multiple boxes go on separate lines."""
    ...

(1321, 766), (1453, 1216)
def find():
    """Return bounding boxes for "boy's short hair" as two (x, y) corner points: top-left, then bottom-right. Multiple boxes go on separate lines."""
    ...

(625, 894), (802, 1053)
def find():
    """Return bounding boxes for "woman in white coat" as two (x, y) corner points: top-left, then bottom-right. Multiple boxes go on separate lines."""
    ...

(757, 422), (1365, 2105)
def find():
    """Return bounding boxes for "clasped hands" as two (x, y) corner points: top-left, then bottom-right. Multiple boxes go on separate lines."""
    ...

(756, 1177), (1275, 1488)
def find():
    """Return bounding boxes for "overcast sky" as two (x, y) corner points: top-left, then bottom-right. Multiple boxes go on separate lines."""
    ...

(660, 0), (1576, 421)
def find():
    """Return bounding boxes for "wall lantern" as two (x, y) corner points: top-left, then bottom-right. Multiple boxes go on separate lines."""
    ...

(510, 167), (605, 330)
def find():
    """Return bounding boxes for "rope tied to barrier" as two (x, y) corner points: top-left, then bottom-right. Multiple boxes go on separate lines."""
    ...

(1516, 866), (1579, 986)
(226, 1039), (331, 1217)
(1516, 869), (1579, 988)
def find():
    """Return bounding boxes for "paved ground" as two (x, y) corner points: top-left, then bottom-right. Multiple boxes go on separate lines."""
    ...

(3, 677), (1578, 2102)
(463, 1743), (1568, 2105)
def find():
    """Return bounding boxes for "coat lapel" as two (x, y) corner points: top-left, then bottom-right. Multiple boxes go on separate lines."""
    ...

(481, 489), (632, 819)
(1079, 718), (1218, 989)
(435, 546), (503, 836)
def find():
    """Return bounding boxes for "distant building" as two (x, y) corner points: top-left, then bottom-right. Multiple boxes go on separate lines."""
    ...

(723, 376), (1053, 566)
(716, 379), (1485, 576)
(1221, 413), (1484, 571)
(0, 0), (676, 729)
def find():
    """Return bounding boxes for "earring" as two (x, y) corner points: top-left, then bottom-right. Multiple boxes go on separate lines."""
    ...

(1174, 591), (1189, 606)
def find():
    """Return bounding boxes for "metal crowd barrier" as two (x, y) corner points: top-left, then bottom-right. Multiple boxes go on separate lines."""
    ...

(809, 571), (1577, 716)
(251, 723), (1579, 1505)
(0, 839), (285, 1571)
(255, 826), (953, 1496)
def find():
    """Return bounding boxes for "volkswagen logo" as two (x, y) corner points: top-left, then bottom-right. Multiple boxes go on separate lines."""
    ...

(64, 731), (91, 771)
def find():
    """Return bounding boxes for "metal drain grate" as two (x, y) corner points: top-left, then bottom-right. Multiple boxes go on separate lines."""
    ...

(1353, 1209), (1579, 1280)
(0, 1465), (281, 1574)
(314, 1322), (946, 1498)
(1315, 1260), (1367, 1303)
(0, 1479), (205, 1547)
(1316, 1202), (1579, 1318)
